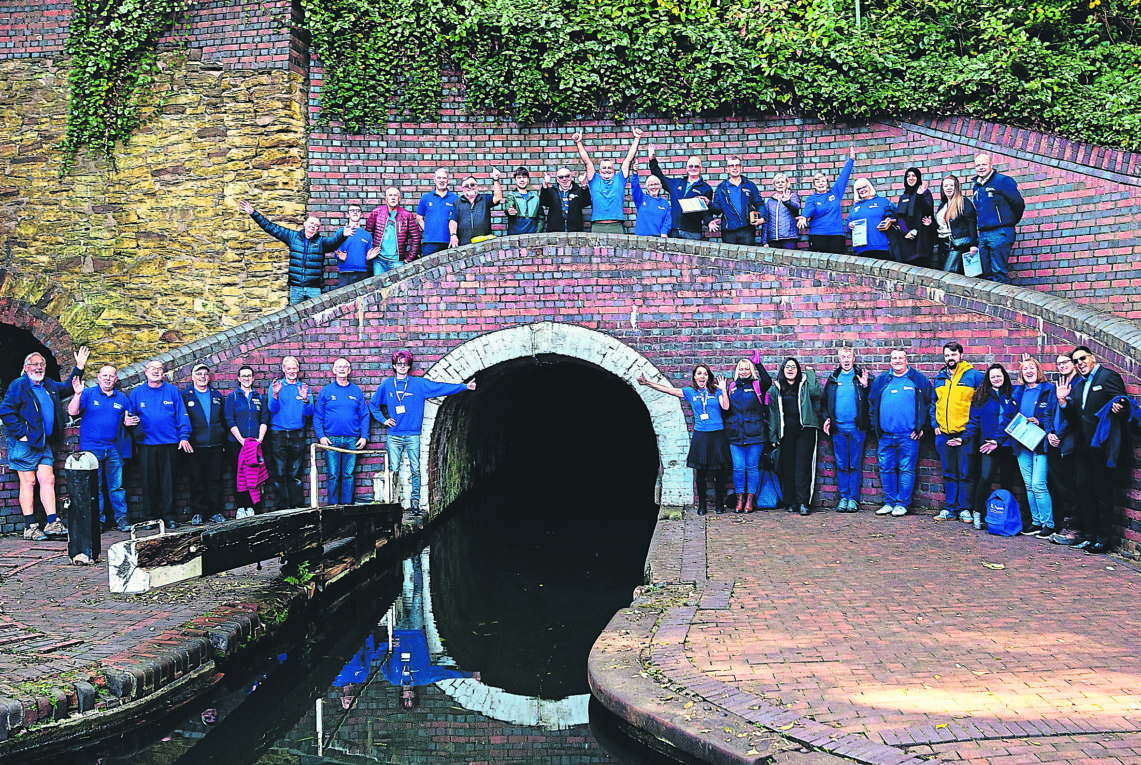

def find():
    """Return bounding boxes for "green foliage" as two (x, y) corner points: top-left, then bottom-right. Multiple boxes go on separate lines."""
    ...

(304, 0), (1141, 150)
(283, 561), (314, 587)
(60, 0), (190, 174)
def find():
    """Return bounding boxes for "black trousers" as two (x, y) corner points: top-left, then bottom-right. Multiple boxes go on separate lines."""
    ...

(972, 445), (1016, 516)
(268, 429), (307, 510)
(138, 443), (178, 523)
(186, 445), (225, 517)
(809, 234), (847, 254)
(1046, 446), (1076, 530)
(1074, 446), (1119, 542)
(778, 427), (819, 507)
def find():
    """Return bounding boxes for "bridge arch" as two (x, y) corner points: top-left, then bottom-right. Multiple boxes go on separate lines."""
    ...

(415, 322), (691, 514)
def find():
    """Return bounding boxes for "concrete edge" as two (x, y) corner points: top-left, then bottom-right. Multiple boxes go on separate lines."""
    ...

(587, 602), (776, 765)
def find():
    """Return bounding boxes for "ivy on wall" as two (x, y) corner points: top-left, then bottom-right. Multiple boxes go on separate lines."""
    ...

(303, 0), (1141, 151)
(60, 0), (189, 174)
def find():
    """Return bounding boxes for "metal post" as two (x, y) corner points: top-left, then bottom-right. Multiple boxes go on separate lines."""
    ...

(309, 442), (319, 508)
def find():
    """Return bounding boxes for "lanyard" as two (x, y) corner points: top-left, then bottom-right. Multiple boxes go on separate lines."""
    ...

(395, 379), (411, 404)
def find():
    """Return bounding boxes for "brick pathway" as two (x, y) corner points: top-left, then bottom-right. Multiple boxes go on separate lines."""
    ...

(648, 508), (1141, 764)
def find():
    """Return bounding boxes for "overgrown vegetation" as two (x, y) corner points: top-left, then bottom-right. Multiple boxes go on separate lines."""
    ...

(303, 0), (1141, 150)
(60, 0), (189, 173)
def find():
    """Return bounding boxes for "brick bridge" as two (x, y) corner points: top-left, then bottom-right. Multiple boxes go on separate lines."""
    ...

(23, 234), (1136, 554)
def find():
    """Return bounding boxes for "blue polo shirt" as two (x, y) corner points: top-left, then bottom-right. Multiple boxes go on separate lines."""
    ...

(76, 387), (132, 450)
(417, 191), (459, 244)
(31, 384), (54, 437)
(683, 388), (724, 432)
(268, 379), (313, 431)
(129, 382), (191, 445)
(314, 380), (369, 440)
(588, 170), (628, 221)
(337, 228), (373, 272)
(834, 370), (858, 429)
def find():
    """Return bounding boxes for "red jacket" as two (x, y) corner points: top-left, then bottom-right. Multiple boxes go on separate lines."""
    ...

(364, 205), (422, 263)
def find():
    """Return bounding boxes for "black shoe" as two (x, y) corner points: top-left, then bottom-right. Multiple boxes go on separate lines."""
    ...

(1020, 524), (1042, 536)
(1072, 537), (1091, 550)
(116, 519), (132, 533)
(696, 507), (707, 516)
(1035, 526), (1056, 539)
(1084, 540), (1109, 554)
(166, 519), (179, 530)
(799, 504), (810, 516)
(785, 504), (796, 513)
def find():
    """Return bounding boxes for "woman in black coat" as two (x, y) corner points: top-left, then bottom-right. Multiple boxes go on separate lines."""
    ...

(895, 167), (935, 268)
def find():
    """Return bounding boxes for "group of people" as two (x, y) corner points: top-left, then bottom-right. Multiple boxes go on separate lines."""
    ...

(242, 134), (1026, 305)
(0, 349), (474, 563)
(641, 343), (1135, 555)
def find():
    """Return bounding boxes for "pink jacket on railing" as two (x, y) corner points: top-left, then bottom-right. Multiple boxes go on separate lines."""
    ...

(236, 439), (269, 506)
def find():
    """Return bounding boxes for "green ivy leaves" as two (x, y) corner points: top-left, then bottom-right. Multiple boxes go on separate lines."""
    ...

(60, 0), (189, 174)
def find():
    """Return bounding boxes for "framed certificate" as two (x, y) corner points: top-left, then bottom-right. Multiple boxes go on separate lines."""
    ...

(678, 196), (709, 214)
(851, 219), (868, 248)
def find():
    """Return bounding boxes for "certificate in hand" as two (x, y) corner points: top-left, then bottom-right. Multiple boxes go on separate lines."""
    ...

(851, 219), (868, 248)
(1005, 413), (1046, 451)
(678, 196), (709, 214)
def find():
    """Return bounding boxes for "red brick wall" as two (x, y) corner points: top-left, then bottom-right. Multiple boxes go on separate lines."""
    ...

(25, 237), (1135, 552)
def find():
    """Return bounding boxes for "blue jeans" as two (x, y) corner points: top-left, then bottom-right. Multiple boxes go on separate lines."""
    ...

(935, 434), (975, 513)
(672, 229), (704, 241)
(421, 242), (448, 257)
(877, 433), (920, 507)
(323, 435), (359, 505)
(387, 434), (422, 508)
(1016, 449), (1054, 528)
(730, 442), (763, 495)
(831, 427), (866, 501)
(289, 286), (322, 304)
(721, 228), (755, 245)
(372, 257), (400, 275)
(978, 227), (1015, 284)
(88, 446), (127, 523)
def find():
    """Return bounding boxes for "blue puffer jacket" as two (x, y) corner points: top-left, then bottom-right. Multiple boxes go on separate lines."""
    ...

(723, 379), (771, 446)
(0, 368), (82, 448)
(251, 211), (347, 289)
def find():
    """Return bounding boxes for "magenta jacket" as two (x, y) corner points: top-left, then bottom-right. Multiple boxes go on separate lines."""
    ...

(364, 205), (423, 263)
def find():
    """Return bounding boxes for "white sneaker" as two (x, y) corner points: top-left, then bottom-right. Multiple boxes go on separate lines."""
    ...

(891, 505), (908, 516)
(876, 504), (894, 515)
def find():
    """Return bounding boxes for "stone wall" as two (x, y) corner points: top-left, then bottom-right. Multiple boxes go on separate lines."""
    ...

(21, 237), (1137, 555)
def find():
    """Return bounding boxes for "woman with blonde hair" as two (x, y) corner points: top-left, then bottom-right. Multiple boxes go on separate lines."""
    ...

(1009, 355), (1058, 537)
(718, 354), (772, 513)
(935, 175), (979, 274)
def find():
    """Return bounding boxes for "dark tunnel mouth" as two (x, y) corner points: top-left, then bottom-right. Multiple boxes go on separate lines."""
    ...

(425, 354), (662, 698)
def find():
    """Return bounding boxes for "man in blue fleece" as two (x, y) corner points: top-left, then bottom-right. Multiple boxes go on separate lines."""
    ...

(267, 355), (313, 510)
(67, 362), (137, 533)
(314, 358), (370, 506)
(129, 360), (192, 529)
(869, 349), (932, 517)
(972, 153), (1025, 284)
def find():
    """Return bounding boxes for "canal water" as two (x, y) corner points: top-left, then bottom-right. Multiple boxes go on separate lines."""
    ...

(57, 470), (668, 764)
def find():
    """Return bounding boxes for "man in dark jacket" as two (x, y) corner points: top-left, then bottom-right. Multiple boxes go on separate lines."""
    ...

(1045, 352), (1080, 539)
(239, 199), (348, 304)
(709, 155), (762, 245)
(181, 364), (228, 525)
(0, 348), (88, 540)
(1054, 346), (1131, 554)
(648, 144), (713, 239)
(822, 347), (871, 512)
(972, 153), (1025, 284)
(540, 168), (591, 233)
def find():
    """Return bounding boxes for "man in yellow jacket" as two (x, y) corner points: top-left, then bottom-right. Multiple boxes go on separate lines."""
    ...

(930, 342), (985, 522)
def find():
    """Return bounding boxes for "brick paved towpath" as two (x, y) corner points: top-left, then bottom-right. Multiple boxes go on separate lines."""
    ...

(592, 506), (1141, 765)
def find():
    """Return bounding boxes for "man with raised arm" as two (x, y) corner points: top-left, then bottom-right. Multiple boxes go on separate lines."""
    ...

(573, 128), (644, 234)
(369, 350), (476, 515)
(540, 167), (591, 233)
(648, 145), (713, 240)
(239, 199), (349, 304)
(1, 348), (88, 541)
(456, 171), (504, 245)
(267, 355), (313, 510)
(67, 360), (135, 534)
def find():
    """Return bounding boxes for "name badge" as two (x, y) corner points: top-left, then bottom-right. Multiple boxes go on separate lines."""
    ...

(1093, 385), (1103, 391)
(395, 405), (406, 415)
(699, 413), (709, 421)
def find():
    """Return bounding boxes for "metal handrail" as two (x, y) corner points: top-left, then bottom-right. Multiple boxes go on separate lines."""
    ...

(308, 442), (392, 508)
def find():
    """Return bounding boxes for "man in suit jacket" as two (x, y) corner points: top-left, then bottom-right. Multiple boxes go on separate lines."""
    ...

(1053, 346), (1130, 553)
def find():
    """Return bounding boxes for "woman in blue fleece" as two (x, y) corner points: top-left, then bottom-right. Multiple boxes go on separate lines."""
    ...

(797, 144), (856, 254)
(846, 179), (897, 260)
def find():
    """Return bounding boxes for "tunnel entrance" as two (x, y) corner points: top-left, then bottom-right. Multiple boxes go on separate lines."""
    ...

(427, 355), (661, 699)
(0, 323), (59, 397)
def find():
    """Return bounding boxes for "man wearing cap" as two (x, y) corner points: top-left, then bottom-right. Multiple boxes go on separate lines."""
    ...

(267, 355), (313, 510)
(67, 362), (136, 533)
(181, 363), (228, 525)
(1, 347), (88, 541)
(128, 360), (193, 529)
(369, 351), (476, 513)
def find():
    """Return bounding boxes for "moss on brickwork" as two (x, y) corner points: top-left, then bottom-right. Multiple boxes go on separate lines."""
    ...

(0, 55), (307, 368)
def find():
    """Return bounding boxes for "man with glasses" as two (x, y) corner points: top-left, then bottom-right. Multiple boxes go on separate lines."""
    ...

(648, 145), (713, 240)
(709, 155), (763, 245)
(1, 348), (88, 541)
(456, 171), (504, 245)
(416, 168), (460, 257)
(1045, 353), (1080, 541)
(972, 153), (1025, 284)
(370, 350), (476, 515)
(1053, 347), (1131, 553)
(572, 128), (644, 234)
(267, 356), (313, 510)
(541, 167), (591, 233)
